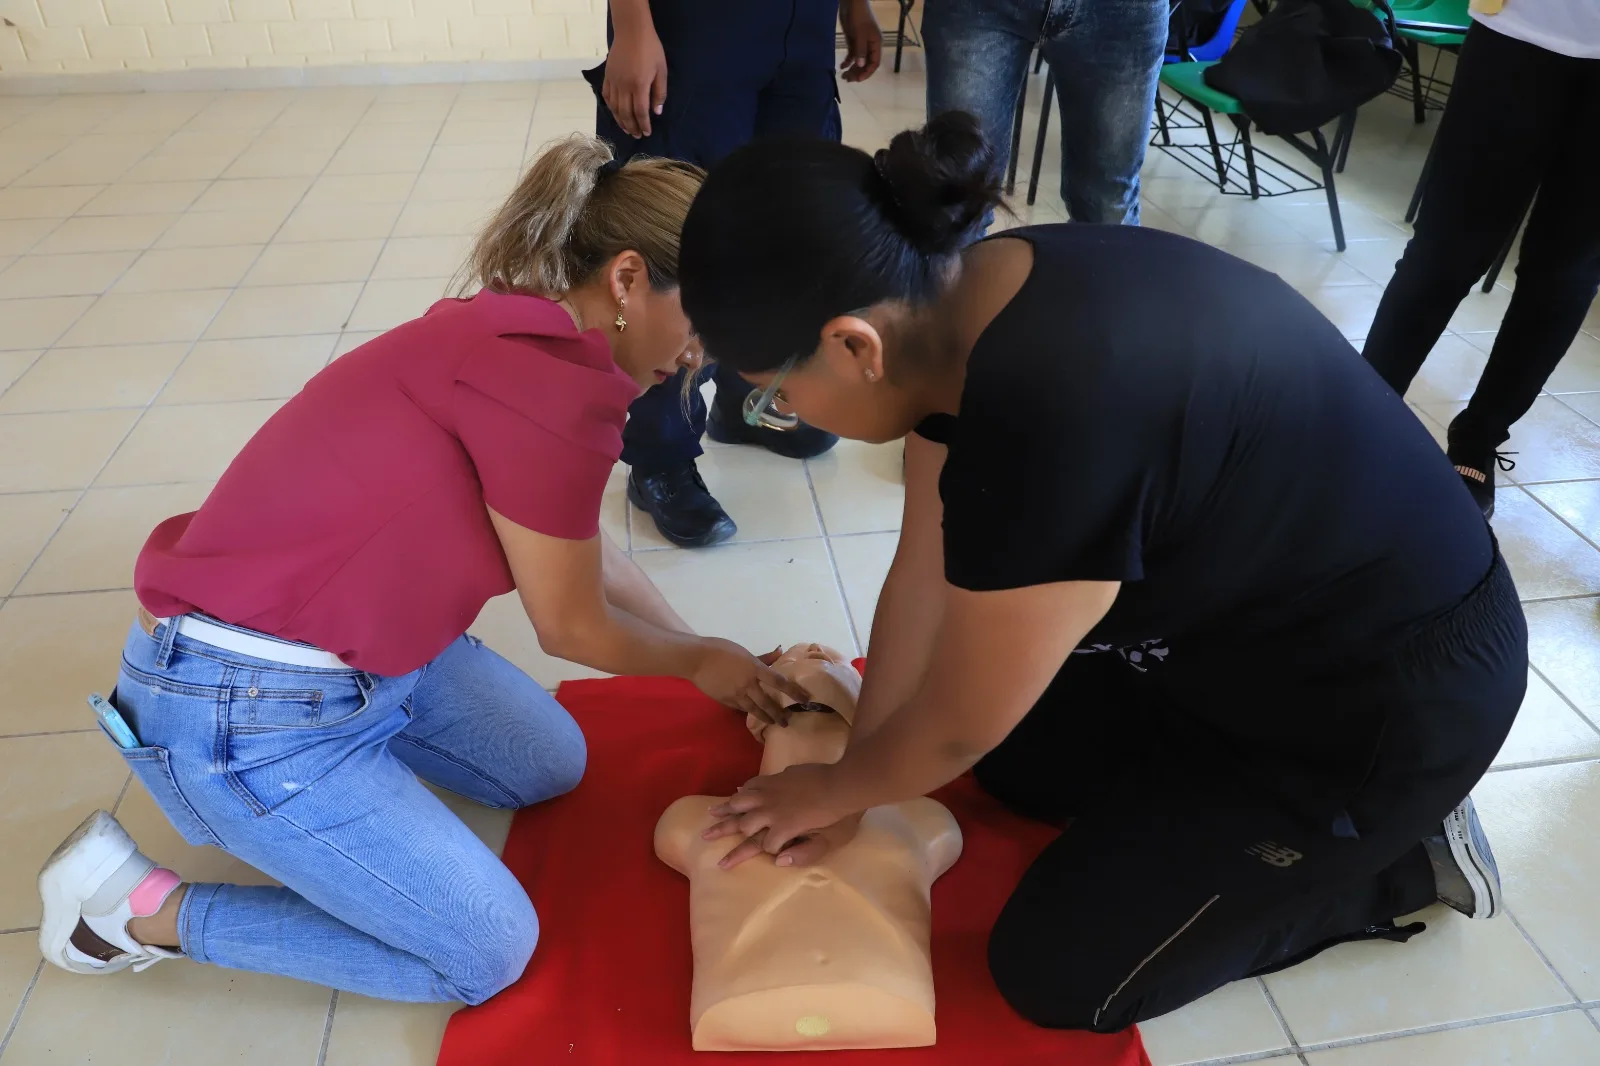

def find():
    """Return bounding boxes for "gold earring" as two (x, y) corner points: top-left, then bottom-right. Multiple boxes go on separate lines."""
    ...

(614, 301), (627, 332)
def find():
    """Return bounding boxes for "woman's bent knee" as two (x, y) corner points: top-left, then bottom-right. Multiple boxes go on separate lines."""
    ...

(988, 920), (1105, 1031)
(441, 892), (540, 1005)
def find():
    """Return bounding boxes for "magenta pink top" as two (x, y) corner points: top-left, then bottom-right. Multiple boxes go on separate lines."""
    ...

(135, 290), (638, 677)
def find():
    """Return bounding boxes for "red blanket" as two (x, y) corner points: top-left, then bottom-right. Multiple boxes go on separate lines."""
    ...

(438, 674), (1148, 1066)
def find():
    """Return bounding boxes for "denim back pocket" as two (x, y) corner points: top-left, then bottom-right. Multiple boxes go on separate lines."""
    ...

(114, 736), (224, 848)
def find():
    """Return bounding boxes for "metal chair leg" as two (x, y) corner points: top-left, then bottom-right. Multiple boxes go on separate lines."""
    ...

(1238, 119), (1260, 199)
(1034, 50), (1045, 74)
(1405, 128), (1439, 224)
(1198, 104), (1227, 190)
(1335, 110), (1355, 173)
(1006, 67), (1030, 195)
(1312, 127), (1346, 252)
(894, 0), (911, 74)
(1155, 92), (1172, 146)
(1407, 39), (1425, 125)
(1482, 199), (1529, 292)
(1026, 69), (1055, 206)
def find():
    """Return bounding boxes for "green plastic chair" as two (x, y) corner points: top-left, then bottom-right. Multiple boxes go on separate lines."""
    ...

(1393, 0), (1470, 124)
(1155, 60), (1360, 249)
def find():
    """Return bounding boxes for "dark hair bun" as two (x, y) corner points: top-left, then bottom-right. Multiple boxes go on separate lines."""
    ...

(874, 110), (1004, 256)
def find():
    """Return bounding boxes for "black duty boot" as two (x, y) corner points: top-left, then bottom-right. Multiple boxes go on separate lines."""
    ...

(627, 463), (736, 549)
(1446, 422), (1515, 519)
(706, 390), (839, 460)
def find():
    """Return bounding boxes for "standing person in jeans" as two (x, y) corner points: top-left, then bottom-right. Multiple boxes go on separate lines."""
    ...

(587, 0), (883, 548)
(36, 139), (806, 1003)
(923, 0), (1169, 226)
(1363, 6), (1600, 517)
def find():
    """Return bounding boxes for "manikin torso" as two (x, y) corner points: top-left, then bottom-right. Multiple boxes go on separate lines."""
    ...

(655, 645), (964, 1052)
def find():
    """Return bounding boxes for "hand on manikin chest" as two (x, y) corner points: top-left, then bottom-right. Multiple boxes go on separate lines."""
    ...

(654, 644), (964, 1052)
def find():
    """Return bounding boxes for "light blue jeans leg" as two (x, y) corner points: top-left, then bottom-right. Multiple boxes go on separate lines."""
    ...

(389, 635), (587, 809)
(117, 626), (584, 1003)
(923, 0), (1046, 235)
(1040, 0), (1169, 224)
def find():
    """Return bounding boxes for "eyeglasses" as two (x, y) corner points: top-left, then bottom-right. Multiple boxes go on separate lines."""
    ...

(742, 353), (801, 430)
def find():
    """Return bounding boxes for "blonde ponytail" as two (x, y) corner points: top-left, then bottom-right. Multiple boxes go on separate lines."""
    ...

(460, 134), (704, 299)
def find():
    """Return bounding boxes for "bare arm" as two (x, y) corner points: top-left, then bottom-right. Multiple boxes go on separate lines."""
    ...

(600, 530), (691, 633)
(850, 433), (949, 745)
(490, 508), (803, 718)
(834, 579), (1119, 807)
(602, 0), (667, 138)
(710, 578), (1120, 860)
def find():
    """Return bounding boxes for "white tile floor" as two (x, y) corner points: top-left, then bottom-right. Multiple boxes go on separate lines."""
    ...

(1, 62), (1599, 1066)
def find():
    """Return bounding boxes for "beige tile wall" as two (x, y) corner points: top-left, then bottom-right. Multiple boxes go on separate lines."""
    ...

(0, 0), (604, 75)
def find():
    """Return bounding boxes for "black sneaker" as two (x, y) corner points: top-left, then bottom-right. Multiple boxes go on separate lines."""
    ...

(1446, 426), (1515, 519)
(627, 464), (736, 549)
(1422, 796), (1503, 920)
(706, 393), (839, 461)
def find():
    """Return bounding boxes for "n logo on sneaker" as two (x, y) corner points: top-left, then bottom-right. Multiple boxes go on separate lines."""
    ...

(1246, 841), (1303, 868)
(70, 919), (130, 965)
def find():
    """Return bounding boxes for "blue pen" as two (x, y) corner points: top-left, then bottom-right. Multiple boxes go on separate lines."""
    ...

(88, 693), (139, 750)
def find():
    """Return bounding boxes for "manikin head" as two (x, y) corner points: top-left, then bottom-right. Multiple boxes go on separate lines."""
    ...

(748, 644), (862, 773)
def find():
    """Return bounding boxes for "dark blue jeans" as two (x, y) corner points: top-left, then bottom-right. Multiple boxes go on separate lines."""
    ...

(588, 0), (841, 471)
(924, 0), (1168, 226)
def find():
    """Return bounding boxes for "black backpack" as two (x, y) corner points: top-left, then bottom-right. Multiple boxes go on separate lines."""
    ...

(1202, 0), (1402, 135)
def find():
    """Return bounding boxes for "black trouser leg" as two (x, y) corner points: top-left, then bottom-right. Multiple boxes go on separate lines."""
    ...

(977, 560), (1525, 1033)
(1362, 24), (1583, 405)
(1453, 76), (1600, 446)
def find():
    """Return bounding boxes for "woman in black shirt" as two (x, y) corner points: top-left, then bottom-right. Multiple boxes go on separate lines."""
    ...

(678, 113), (1528, 1031)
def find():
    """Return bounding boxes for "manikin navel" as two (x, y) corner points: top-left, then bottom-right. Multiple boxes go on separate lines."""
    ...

(655, 643), (963, 1052)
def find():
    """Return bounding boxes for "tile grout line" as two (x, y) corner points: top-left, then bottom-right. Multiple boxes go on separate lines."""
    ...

(802, 458), (866, 659)
(1256, 977), (1308, 1062)
(0, 350), (46, 405)
(1176, 1050), (1306, 1066)
(1526, 660), (1600, 739)
(0, 728), (98, 741)
(0, 99), (271, 598)
(314, 989), (339, 1066)
(330, 83), (470, 343)
(0, 261), (461, 306)
(1291, 1001), (1596, 1056)
(3, 94), (385, 600)
(109, 771), (135, 818)
(1501, 905), (1587, 1010)
(1485, 751), (1600, 774)
(6, 98), (246, 350)
(0, 960), (44, 1062)
(1520, 471), (1600, 558)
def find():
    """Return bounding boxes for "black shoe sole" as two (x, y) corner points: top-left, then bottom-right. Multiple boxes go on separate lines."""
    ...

(626, 478), (737, 549)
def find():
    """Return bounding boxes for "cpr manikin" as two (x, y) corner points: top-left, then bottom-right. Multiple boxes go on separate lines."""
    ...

(655, 644), (964, 1052)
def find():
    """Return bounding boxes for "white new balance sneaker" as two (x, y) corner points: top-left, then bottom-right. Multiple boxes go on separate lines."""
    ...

(39, 810), (183, 975)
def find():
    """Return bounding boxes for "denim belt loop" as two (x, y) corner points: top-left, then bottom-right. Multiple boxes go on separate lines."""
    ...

(154, 612), (182, 670)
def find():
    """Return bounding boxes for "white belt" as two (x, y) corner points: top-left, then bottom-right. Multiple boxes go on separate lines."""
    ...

(154, 613), (349, 671)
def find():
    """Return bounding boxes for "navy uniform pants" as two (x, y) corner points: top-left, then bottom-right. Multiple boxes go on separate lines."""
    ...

(587, 0), (842, 472)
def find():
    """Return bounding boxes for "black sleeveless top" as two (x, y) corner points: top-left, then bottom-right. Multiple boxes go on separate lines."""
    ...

(916, 223), (1492, 678)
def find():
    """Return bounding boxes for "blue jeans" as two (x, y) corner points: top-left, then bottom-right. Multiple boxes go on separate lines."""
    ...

(924, 0), (1169, 225)
(109, 618), (586, 1003)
